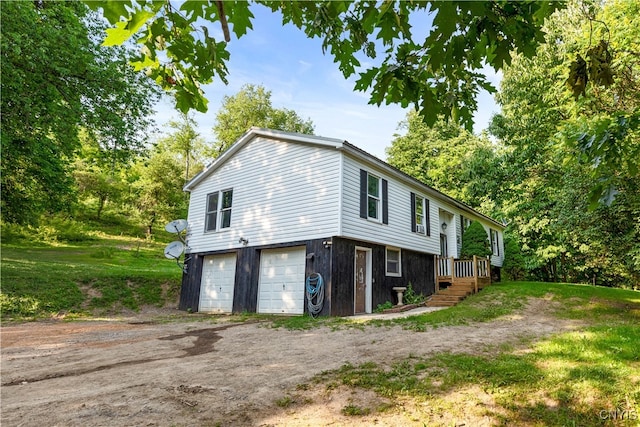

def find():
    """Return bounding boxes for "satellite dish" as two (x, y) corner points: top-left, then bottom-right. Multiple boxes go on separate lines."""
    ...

(165, 219), (188, 234)
(164, 241), (185, 259)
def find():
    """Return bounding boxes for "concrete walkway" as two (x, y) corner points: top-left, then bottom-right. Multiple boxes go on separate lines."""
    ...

(352, 306), (447, 321)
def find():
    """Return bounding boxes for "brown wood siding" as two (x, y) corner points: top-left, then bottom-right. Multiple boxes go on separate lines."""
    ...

(180, 238), (333, 315)
(330, 237), (355, 316)
(330, 237), (436, 316)
(387, 248), (436, 298)
(179, 237), (435, 316)
(179, 254), (203, 312)
(304, 239), (333, 317)
(233, 247), (259, 313)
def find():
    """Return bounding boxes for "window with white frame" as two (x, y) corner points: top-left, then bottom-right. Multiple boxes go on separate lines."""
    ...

(411, 193), (430, 235)
(386, 247), (401, 276)
(360, 169), (388, 224)
(490, 229), (499, 256)
(367, 173), (381, 221)
(205, 189), (233, 232)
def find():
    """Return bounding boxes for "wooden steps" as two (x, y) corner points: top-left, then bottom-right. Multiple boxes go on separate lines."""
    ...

(431, 256), (492, 307)
(426, 283), (476, 307)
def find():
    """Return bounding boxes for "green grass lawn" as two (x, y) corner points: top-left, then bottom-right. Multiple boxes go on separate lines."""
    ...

(2, 231), (639, 425)
(301, 282), (640, 426)
(1, 234), (182, 319)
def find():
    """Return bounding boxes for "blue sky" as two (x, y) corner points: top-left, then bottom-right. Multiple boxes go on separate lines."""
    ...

(154, 5), (501, 160)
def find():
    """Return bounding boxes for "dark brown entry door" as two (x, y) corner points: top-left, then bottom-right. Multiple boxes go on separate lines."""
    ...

(355, 249), (367, 314)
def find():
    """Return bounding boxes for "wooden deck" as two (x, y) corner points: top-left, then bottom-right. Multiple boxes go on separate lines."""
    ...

(427, 256), (491, 307)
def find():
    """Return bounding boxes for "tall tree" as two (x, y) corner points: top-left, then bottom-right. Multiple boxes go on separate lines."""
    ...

(159, 114), (207, 182)
(129, 147), (186, 237)
(387, 112), (501, 212)
(558, 0), (640, 205)
(491, 0), (639, 286)
(73, 131), (127, 220)
(1, 1), (159, 224)
(211, 84), (314, 155)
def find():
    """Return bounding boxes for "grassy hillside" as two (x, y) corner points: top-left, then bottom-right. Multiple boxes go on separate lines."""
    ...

(1, 222), (183, 320)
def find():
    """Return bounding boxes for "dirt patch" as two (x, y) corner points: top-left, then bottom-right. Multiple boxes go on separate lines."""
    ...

(1, 299), (581, 426)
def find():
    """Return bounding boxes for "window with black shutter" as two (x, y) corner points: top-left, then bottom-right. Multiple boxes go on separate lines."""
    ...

(360, 169), (388, 224)
(410, 192), (430, 235)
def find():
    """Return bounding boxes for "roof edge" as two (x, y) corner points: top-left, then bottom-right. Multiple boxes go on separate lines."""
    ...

(339, 142), (505, 230)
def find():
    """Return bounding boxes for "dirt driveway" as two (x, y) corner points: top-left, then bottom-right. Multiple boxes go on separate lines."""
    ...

(1, 300), (578, 426)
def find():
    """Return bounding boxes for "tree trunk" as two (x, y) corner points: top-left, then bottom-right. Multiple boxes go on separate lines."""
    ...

(97, 195), (106, 220)
(146, 212), (156, 238)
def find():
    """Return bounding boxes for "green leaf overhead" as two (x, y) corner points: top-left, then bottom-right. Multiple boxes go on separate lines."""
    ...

(85, 0), (133, 23)
(83, 0), (563, 130)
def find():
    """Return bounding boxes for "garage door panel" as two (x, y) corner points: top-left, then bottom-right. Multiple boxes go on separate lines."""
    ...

(199, 254), (237, 313)
(258, 247), (305, 314)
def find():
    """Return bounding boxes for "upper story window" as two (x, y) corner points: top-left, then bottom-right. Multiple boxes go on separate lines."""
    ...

(205, 189), (233, 232)
(490, 228), (500, 256)
(360, 169), (388, 224)
(386, 247), (401, 277)
(367, 173), (381, 220)
(411, 192), (430, 235)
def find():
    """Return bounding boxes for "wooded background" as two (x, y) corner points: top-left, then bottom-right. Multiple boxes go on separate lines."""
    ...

(2, 0), (637, 288)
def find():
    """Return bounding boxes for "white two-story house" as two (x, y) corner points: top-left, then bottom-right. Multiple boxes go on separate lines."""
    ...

(179, 128), (504, 316)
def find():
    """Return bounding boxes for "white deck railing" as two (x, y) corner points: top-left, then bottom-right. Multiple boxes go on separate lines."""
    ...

(437, 256), (490, 279)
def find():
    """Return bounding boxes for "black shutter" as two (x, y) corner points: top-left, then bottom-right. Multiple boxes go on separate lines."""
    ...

(359, 169), (367, 218)
(382, 179), (388, 224)
(460, 215), (464, 233)
(425, 198), (431, 236)
(410, 192), (416, 232)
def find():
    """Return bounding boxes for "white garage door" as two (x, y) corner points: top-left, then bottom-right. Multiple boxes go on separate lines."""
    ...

(199, 254), (237, 313)
(258, 246), (306, 314)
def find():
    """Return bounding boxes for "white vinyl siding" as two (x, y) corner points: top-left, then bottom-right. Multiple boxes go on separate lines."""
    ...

(341, 153), (504, 263)
(341, 154), (441, 255)
(187, 137), (341, 252)
(185, 130), (505, 268)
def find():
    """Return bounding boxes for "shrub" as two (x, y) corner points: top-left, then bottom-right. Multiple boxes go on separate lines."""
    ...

(0, 294), (42, 317)
(503, 236), (526, 280)
(460, 220), (492, 258)
(403, 283), (425, 305)
(375, 301), (393, 312)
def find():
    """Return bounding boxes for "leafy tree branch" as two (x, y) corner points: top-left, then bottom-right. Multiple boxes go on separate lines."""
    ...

(84, 0), (563, 130)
